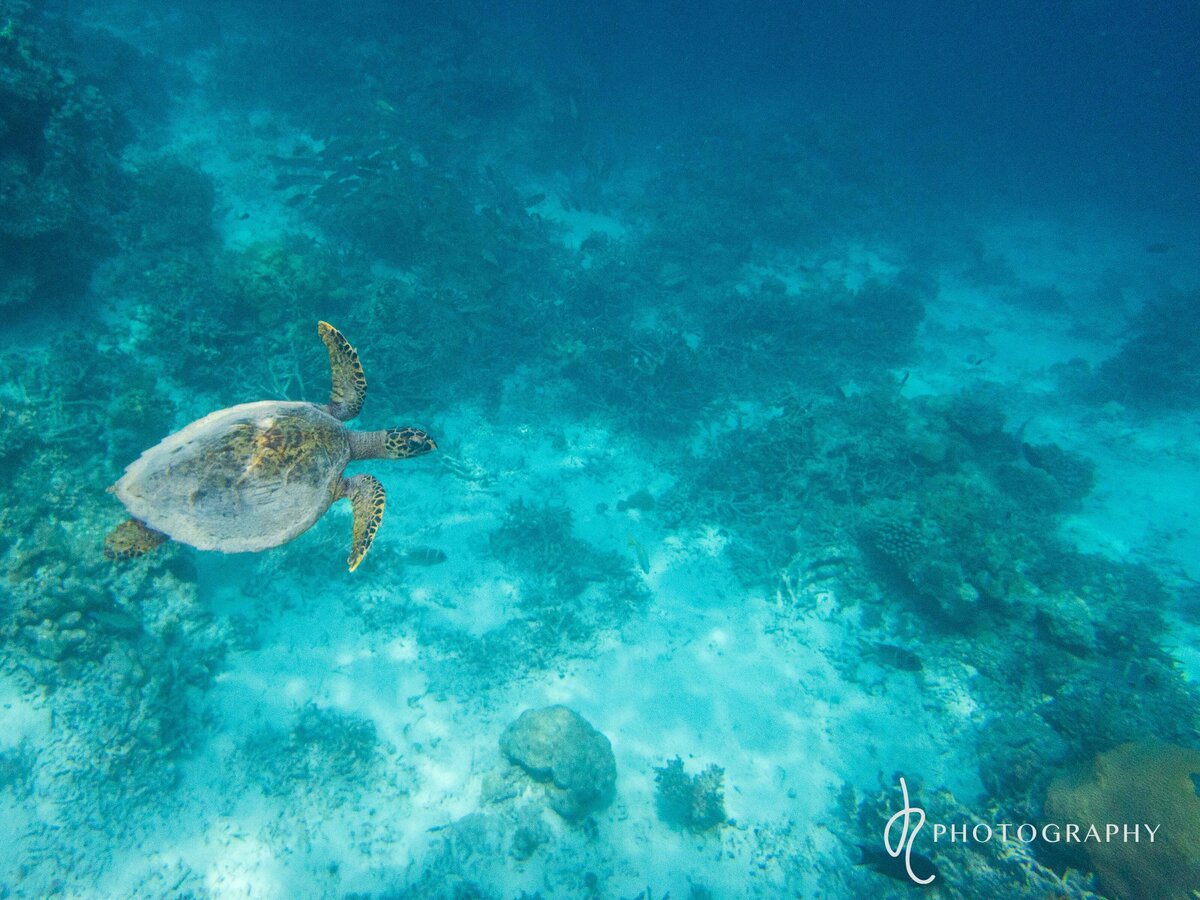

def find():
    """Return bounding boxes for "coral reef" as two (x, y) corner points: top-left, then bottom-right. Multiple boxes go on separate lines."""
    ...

(0, 0), (132, 310)
(1043, 741), (1200, 899)
(242, 704), (384, 801)
(123, 157), (215, 250)
(635, 120), (900, 273)
(0, 333), (226, 845)
(857, 496), (924, 560)
(1096, 289), (1200, 410)
(0, 741), (35, 798)
(99, 233), (350, 404)
(847, 781), (1103, 898)
(858, 499), (980, 623)
(499, 705), (617, 821)
(1016, 441), (1096, 510)
(653, 757), (727, 832)
(945, 392), (1008, 443)
(388, 806), (614, 899)
(0, 2), (1194, 896)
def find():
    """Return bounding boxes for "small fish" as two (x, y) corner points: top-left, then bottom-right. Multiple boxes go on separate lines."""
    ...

(615, 489), (655, 512)
(399, 546), (447, 566)
(856, 844), (939, 884)
(87, 608), (141, 633)
(1145, 242), (1173, 254)
(522, 192), (546, 208)
(861, 641), (923, 672)
(626, 535), (650, 574)
(375, 98), (398, 115)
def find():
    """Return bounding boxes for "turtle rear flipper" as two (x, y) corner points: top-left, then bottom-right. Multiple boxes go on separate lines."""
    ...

(342, 474), (386, 572)
(319, 321), (366, 421)
(104, 519), (168, 560)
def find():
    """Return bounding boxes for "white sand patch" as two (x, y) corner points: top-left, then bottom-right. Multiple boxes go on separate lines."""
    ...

(0, 676), (44, 885)
(529, 194), (627, 250)
(0, 677), (49, 749)
(739, 242), (905, 297)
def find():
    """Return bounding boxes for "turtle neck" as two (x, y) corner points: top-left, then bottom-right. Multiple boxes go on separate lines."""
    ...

(348, 429), (388, 460)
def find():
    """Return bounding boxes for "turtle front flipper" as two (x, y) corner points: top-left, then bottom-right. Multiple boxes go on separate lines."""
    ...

(104, 519), (168, 561)
(318, 321), (367, 422)
(341, 474), (386, 572)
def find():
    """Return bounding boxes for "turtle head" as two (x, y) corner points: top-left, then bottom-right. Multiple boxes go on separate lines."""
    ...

(384, 427), (437, 459)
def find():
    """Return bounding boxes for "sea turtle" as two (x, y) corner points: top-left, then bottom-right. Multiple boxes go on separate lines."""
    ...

(104, 321), (436, 571)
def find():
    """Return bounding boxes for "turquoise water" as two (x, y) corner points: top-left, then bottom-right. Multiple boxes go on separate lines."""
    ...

(2, 1), (1199, 897)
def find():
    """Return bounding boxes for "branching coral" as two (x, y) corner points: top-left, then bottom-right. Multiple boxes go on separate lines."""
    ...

(244, 704), (382, 799)
(654, 757), (727, 832)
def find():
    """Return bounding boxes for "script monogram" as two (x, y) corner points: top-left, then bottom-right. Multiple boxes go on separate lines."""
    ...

(884, 777), (935, 885)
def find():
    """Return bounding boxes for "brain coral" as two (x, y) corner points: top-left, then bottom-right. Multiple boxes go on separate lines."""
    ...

(499, 705), (616, 821)
(1044, 740), (1200, 899)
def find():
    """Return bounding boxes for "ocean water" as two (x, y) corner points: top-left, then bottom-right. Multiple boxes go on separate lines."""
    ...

(1, 0), (1199, 897)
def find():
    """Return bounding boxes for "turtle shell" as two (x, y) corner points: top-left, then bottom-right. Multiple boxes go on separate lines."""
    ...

(113, 401), (351, 552)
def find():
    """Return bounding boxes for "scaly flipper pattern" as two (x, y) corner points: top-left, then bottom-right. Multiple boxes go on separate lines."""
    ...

(104, 518), (168, 560)
(318, 320), (367, 422)
(342, 473), (386, 572)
